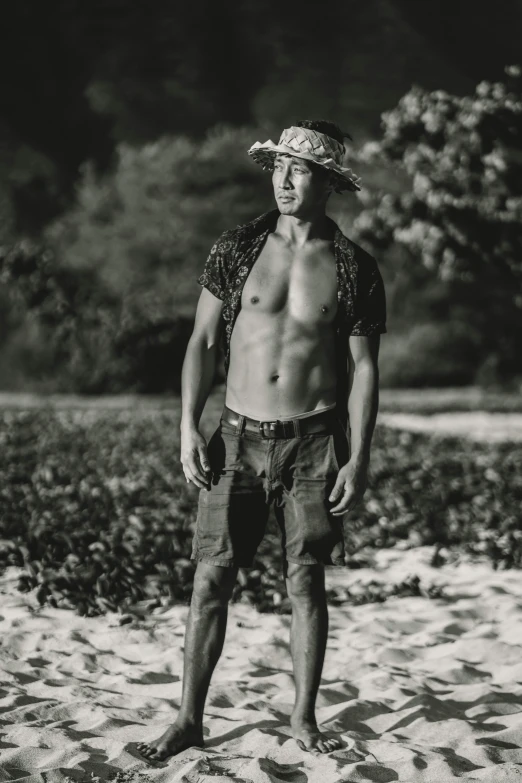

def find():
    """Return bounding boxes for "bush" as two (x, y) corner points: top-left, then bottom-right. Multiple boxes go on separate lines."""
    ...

(379, 320), (482, 388)
(0, 409), (520, 616)
(47, 125), (272, 306)
(353, 65), (522, 385)
(0, 240), (128, 393)
(0, 126), (273, 393)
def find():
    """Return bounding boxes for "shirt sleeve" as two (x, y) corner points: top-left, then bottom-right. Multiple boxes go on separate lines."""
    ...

(196, 231), (233, 301)
(350, 250), (387, 336)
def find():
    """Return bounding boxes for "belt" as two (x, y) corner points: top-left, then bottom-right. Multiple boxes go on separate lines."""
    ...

(220, 403), (338, 439)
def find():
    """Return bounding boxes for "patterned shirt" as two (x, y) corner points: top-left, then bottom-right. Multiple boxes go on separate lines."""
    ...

(197, 208), (386, 433)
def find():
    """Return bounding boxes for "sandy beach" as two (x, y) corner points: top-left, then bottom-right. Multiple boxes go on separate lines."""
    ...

(379, 412), (522, 443)
(2, 545), (522, 782)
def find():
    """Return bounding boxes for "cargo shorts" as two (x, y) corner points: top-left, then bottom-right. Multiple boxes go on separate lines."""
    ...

(191, 406), (351, 569)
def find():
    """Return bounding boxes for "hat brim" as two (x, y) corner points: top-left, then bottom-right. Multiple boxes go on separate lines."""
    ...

(248, 140), (361, 193)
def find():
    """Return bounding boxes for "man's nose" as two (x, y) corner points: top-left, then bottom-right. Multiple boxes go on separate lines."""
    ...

(280, 169), (293, 188)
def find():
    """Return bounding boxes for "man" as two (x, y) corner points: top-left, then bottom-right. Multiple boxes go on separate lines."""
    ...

(137, 120), (386, 762)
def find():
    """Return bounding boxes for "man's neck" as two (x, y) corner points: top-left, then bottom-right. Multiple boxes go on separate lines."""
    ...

(275, 211), (334, 247)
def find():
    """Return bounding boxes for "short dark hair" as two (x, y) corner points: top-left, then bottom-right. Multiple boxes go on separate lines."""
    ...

(296, 119), (353, 147)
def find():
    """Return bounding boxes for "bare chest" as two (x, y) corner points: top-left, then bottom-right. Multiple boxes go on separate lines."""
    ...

(240, 235), (339, 324)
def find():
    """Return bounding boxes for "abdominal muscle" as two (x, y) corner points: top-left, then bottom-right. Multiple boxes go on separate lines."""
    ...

(225, 307), (338, 421)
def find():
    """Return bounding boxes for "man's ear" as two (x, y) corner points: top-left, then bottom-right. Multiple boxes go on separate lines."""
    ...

(326, 173), (336, 195)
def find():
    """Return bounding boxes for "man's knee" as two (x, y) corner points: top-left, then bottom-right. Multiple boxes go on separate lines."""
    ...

(285, 562), (325, 604)
(192, 562), (238, 606)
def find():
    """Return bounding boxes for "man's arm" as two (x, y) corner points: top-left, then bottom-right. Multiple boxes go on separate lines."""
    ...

(180, 337), (220, 432)
(329, 333), (380, 515)
(347, 334), (380, 466)
(180, 287), (224, 489)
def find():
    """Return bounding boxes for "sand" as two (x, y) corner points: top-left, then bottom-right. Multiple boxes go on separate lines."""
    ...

(378, 412), (522, 443)
(1, 546), (522, 782)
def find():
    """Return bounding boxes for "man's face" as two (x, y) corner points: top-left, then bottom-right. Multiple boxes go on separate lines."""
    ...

(272, 153), (332, 217)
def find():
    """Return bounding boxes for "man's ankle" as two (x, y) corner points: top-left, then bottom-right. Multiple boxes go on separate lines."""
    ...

(176, 713), (204, 731)
(290, 708), (317, 725)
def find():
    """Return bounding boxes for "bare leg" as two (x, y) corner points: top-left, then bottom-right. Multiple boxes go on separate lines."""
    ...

(136, 562), (238, 762)
(286, 562), (341, 753)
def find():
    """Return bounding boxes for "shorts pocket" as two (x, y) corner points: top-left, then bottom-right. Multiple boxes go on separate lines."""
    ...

(293, 419), (349, 481)
(293, 432), (335, 481)
(198, 485), (231, 511)
(208, 423), (257, 499)
(219, 418), (246, 438)
(206, 425), (241, 482)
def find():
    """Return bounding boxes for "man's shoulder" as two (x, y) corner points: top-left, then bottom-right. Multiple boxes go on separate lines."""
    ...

(210, 210), (277, 264)
(228, 209), (278, 241)
(230, 209), (279, 239)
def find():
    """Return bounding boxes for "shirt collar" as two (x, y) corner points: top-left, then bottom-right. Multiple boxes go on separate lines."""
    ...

(249, 208), (344, 243)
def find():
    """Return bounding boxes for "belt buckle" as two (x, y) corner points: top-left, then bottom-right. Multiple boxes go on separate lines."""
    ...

(259, 419), (281, 438)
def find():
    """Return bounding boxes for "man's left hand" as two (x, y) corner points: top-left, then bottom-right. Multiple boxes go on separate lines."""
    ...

(328, 458), (369, 516)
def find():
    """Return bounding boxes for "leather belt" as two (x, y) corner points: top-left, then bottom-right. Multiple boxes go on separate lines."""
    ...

(220, 403), (338, 439)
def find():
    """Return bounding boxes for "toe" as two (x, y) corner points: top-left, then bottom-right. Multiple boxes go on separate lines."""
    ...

(296, 737), (323, 754)
(151, 747), (169, 762)
(297, 739), (317, 753)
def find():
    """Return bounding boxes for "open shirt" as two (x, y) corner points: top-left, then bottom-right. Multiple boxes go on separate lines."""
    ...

(197, 208), (387, 434)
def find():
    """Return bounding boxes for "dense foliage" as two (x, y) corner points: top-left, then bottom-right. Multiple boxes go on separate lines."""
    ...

(46, 125), (271, 308)
(0, 409), (520, 617)
(353, 65), (522, 387)
(2, 70), (522, 392)
(0, 127), (272, 393)
(5, 0), (516, 237)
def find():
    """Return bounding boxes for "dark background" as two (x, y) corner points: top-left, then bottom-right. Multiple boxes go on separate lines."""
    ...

(2, 0), (520, 233)
(0, 0), (521, 392)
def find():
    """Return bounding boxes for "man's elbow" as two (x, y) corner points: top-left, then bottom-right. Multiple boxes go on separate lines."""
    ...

(353, 356), (379, 379)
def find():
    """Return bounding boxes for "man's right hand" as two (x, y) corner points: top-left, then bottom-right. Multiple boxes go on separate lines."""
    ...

(180, 426), (212, 490)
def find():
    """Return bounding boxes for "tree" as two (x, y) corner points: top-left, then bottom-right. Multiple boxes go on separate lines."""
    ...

(0, 125), (273, 393)
(352, 64), (522, 386)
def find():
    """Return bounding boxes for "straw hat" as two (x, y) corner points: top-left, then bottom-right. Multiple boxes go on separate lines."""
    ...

(247, 125), (361, 193)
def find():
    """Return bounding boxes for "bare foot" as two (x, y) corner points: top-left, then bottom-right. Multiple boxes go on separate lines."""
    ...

(136, 722), (204, 763)
(291, 716), (342, 754)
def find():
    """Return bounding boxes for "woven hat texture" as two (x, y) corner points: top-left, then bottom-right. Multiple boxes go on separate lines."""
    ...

(248, 126), (361, 193)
